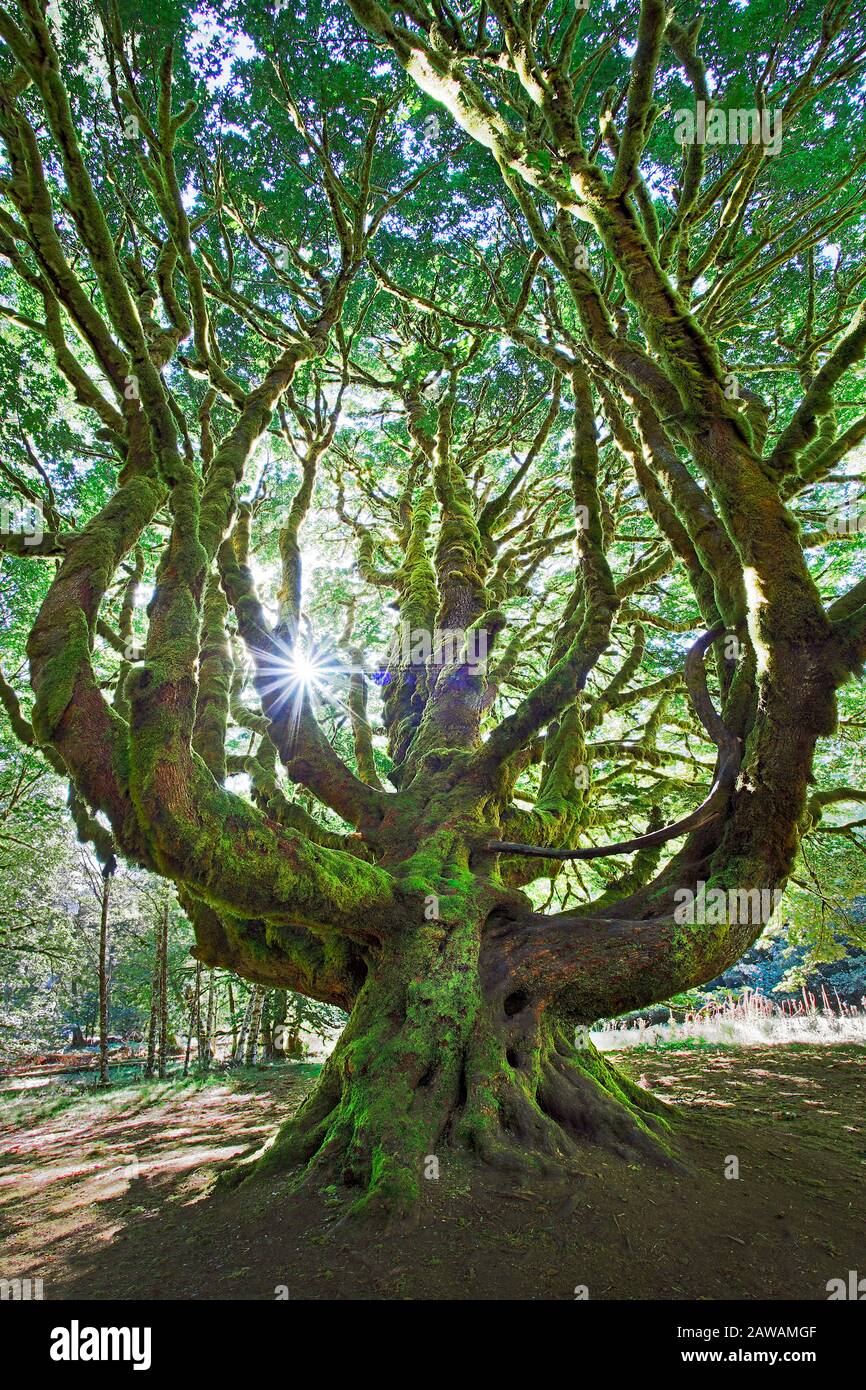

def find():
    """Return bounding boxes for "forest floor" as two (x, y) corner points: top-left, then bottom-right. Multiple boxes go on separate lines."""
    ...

(1, 1044), (864, 1301)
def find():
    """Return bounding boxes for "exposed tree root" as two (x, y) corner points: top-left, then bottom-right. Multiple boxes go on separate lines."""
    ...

(215, 1021), (680, 1220)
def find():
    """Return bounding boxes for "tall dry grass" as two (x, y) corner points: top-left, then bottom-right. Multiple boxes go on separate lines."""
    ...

(593, 988), (866, 1050)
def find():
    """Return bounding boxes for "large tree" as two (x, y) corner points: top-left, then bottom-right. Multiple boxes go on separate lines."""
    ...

(0, 0), (864, 1212)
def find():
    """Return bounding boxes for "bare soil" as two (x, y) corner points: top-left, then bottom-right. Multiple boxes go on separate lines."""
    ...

(1, 1044), (864, 1301)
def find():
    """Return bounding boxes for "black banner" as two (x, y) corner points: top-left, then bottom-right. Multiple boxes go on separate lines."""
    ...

(3, 1297), (860, 1374)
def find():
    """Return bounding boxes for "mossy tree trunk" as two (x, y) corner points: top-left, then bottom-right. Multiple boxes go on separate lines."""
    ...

(240, 893), (672, 1213)
(1, 0), (865, 1217)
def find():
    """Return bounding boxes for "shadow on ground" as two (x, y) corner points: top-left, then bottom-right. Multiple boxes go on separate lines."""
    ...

(1, 1048), (863, 1300)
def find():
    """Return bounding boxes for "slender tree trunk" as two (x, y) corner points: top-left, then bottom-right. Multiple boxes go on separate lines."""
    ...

(272, 989), (289, 1050)
(270, 988), (288, 1057)
(194, 962), (207, 1073)
(182, 1002), (192, 1077)
(260, 989), (273, 1059)
(244, 985), (265, 1067)
(227, 978), (238, 1057)
(144, 937), (159, 1079)
(97, 870), (111, 1087)
(203, 968), (215, 1073)
(183, 963), (201, 1078)
(233, 989), (254, 1065)
(157, 904), (169, 1079)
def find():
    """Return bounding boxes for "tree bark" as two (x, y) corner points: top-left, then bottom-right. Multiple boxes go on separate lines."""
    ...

(236, 909), (672, 1215)
(244, 986), (265, 1067)
(202, 968), (215, 1074)
(260, 989), (273, 1060)
(183, 963), (201, 1078)
(195, 963), (208, 1073)
(144, 938), (159, 1080)
(233, 989), (254, 1066)
(269, 988), (288, 1058)
(97, 870), (111, 1087)
(157, 905), (169, 1079)
(227, 978), (238, 1058)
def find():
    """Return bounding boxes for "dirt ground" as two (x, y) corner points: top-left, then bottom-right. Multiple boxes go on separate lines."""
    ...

(1, 1045), (864, 1301)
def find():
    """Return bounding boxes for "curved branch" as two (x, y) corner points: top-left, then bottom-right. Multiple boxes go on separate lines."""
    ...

(485, 628), (741, 859)
(480, 898), (764, 1023)
(180, 889), (365, 1010)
